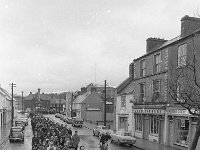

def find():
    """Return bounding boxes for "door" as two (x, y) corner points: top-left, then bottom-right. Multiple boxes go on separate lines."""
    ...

(143, 115), (149, 140)
(159, 119), (164, 144)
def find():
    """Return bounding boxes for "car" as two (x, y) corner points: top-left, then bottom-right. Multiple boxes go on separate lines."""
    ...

(93, 125), (109, 137)
(15, 120), (25, 130)
(55, 113), (62, 118)
(72, 118), (83, 127)
(110, 130), (136, 147)
(66, 117), (73, 124)
(9, 126), (24, 143)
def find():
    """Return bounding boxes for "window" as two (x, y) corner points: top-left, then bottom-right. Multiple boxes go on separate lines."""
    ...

(140, 60), (146, 77)
(140, 83), (145, 102)
(121, 95), (126, 108)
(154, 53), (161, 74)
(119, 117), (128, 131)
(175, 119), (189, 147)
(150, 115), (159, 135)
(152, 80), (160, 102)
(135, 114), (143, 131)
(178, 44), (187, 67)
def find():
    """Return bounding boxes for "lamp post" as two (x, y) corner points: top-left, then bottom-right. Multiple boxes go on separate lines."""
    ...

(9, 83), (16, 127)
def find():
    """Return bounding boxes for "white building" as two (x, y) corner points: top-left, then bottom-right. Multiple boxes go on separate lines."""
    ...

(0, 87), (17, 127)
(116, 75), (134, 134)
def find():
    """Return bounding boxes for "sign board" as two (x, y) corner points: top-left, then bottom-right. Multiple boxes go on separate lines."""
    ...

(133, 109), (165, 114)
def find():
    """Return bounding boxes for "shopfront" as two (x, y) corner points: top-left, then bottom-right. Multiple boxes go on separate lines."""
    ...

(166, 108), (191, 150)
(133, 108), (165, 144)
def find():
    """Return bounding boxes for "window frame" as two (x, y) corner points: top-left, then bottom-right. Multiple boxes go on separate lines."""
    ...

(153, 53), (161, 74)
(121, 95), (126, 109)
(135, 114), (143, 132)
(178, 43), (187, 67)
(150, 115), (159, 135)
(140, 59), (146, 77)
(152, 80), (161, 102)
(140, 83), (146, 103)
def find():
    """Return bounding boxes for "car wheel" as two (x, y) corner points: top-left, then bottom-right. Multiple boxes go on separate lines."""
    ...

(117, 140), (120, 146)
(110, 138), (113, 143)
(129, 144), (133, 147)
(9, 139), (12, 143)
(93, 131), (95, 136)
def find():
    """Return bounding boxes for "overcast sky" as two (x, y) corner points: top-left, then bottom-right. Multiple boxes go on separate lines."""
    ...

(0, 0), (200, 95)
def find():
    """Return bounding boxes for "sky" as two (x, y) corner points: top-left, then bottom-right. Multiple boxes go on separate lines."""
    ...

(0, 0), (200, 95)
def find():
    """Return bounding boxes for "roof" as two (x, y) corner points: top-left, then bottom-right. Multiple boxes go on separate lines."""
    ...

(73, 91), (91, 104)
(0, 87), (13, 100)
(116, 76), (134, 94)
(134, 27), (200, 62)
(25, 93), (50, 101)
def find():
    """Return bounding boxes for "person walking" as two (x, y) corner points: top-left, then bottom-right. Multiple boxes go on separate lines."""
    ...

(71, 131), (80, 150)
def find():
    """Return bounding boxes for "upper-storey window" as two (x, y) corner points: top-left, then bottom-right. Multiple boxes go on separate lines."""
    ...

(154, 53), (161, 74)
(121, 95), (126, 108)
(140, 83), (146, 103)
(152, 80), (160, 102)
(178, 44), (187, 67)
(140, 59), (146, 77)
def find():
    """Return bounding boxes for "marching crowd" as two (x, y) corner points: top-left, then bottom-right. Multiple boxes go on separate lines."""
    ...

(31, 115), (84, 150)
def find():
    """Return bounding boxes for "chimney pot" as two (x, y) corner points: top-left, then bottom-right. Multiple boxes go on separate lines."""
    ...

(146, 37), (167, 53)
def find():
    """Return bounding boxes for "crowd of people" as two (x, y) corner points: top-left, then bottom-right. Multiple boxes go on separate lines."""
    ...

(31, 115), (84, 150)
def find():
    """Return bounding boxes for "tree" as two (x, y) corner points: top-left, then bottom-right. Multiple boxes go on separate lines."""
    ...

(168, 35), (200, 150)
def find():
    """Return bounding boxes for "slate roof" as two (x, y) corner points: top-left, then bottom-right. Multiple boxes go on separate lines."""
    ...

(73, 91), (91, 104)
(0, 87), (13, 100)
(50, 99), (66, 104)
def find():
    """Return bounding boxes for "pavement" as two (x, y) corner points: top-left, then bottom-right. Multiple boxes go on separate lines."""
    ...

(0, 121), (11, 148)
(82, 121), (181, 150)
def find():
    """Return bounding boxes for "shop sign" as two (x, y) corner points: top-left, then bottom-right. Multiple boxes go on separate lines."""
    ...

(133, 109), (164, 114)
(167, 109), (190, 116)
(181, 119), (185, 127)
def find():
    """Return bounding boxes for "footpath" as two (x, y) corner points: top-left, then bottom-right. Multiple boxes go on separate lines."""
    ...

(83, 121), (181, 150)
(0, 121), (11, 148)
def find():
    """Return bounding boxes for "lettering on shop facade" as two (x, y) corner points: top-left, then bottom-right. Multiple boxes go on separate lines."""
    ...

(133, 109), (164, 114)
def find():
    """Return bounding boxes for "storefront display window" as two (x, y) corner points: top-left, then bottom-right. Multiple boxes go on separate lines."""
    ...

(150, 115), (159, 135)
(175, 118), (189, 147)
(135, 114), (143, 131)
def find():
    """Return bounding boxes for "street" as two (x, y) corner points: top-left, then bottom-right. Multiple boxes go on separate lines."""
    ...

(2, 114), (140, 150)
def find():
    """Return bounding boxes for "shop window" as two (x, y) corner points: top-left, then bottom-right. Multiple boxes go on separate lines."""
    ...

(135, 114), (143, 131)
(175, 119), (189, 147)
(119, 117), (128, 131)
(178, 43), (187, 67)
(140, 59), (146, 77)
(150, 115), (159, 135)
(154, 53), (161, 74)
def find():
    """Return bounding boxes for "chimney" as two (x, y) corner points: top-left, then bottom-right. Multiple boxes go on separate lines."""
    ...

(91, 87), (97, 93)
(146, 38), (167, 53)
(129, 62), (134, 77)
(30, 92), (32, 95)
(181, 15), (200, 37)
(38, 88), (41, 101)
(81, 87), (87, 94)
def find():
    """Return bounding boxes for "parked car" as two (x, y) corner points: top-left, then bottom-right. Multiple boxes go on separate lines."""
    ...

(110, 130), (136, 147)
(9, 126), (24, 143)
(66, 117), (73, 124)
(15, 120), (25, 130)
(93, 125), (109, 137)
(72, 118), (83, 127)
(55, 113), (62, 118)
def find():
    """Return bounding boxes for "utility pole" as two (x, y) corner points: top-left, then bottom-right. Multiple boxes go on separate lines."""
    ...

(10, 83), (16, 127)
(59, 95), (61, 114)
(22, 91), (24, 114)
(104, 80), (106, 127)
(71, 92), (73, 117)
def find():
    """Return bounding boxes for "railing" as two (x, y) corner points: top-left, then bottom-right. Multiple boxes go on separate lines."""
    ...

(133, 101), (167, 105)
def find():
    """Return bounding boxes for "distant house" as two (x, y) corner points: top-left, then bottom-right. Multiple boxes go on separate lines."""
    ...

(82, 91), (114, 129)
(24, 89), (50, 112)
(50, 98), (66, 113)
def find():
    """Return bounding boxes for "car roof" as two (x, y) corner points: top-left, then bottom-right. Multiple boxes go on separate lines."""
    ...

(11, 126), (22, 129)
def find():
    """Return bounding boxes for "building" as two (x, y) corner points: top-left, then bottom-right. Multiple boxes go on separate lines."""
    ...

(50, 98), (66, 113)
(129, 15), (200, 150)
(65, 92), (72, 116)
(0, 87), (17, 127)
(72, 91), (91, 118)
(116, 67), (134, 133)
(24, 89), (50, 112)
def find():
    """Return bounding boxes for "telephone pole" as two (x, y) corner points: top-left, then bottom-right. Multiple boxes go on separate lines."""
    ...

(59, 95), (61, 114)
(71, 92), (73, 117)
(104, 80), (107, 127)
(9, 83), (16, 127)
(22, 91), (24, 114)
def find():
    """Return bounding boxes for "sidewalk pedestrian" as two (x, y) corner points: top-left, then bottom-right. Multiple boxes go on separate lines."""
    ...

(71, 131), (80, 150)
